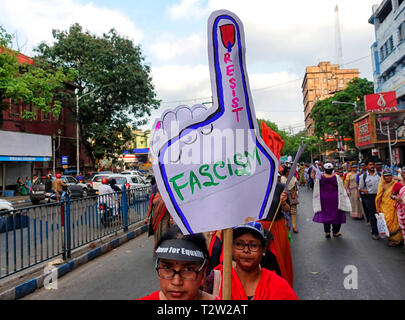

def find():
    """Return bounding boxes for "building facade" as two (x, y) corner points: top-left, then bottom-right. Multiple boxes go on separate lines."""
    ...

(302, 61), (359, 135)
(369, 0), (405, 109)
(0, 53), (93, 194)
(354, 109), (405, 164)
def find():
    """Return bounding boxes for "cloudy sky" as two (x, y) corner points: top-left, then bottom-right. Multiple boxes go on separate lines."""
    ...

(0, 0), (380, 133)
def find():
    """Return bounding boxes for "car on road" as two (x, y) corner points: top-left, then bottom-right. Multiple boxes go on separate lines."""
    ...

(90, 174), (118, 194)
(29, 175), (89, 204)
(121, 170), (142, 176)
(91, 174), (151, 194)
(112, 174), (151, 191)
(0, 199), (14, 213)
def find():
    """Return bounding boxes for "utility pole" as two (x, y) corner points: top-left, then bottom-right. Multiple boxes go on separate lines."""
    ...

(75, 87), (99, 176)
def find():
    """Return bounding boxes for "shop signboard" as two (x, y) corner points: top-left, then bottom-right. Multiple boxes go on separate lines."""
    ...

(364, 91), (397, 112)
(354, 114), (374, 147)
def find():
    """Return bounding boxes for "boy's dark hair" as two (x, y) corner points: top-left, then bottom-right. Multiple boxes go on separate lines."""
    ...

(156, 225), (209, 259)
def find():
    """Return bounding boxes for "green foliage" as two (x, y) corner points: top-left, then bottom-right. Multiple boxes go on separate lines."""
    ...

(311, 78), (374, 150)
(257, 119), (317, 162)
(0, 25), (72, 122)
(34, 23), (160, 163)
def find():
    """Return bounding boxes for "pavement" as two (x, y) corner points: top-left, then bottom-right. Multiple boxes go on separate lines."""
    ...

(0, 222), (149, 300)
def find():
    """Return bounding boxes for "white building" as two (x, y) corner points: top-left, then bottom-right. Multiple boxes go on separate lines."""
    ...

(369, 0), (405, 108)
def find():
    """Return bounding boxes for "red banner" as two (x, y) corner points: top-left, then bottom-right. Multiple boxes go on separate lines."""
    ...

(355, 116), (372, 147)
(260, 121), (284, 172)
(364, 91), (397, 112)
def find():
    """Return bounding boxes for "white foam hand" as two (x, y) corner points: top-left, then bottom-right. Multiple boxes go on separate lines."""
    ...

(150, 10), (279, 234)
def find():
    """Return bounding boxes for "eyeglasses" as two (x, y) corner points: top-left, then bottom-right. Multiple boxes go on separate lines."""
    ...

(233, 240), (262, 252)
(156, 259), (207, 281)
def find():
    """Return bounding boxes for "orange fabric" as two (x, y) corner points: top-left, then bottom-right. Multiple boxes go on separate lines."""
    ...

(151, 193), (168, 233)
(260, 122), (284, 172)
(259, 219), (294, 288)
(214, 265), (298, 300)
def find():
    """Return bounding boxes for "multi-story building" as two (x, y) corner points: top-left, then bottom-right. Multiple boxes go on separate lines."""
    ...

(118, 129), (151, 170)
(369, 0), (405, 109)
(0, 52), (93, 194)
(302, 61), (359, 135)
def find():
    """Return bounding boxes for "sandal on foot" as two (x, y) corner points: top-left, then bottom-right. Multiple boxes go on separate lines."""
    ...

(325, 233), (331, 238)
(333, 232), (342, 237)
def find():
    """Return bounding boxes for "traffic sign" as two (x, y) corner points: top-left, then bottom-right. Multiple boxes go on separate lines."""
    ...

(62, 156), (68, 165)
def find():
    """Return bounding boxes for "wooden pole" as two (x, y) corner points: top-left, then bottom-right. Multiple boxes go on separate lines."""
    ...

(222, 228), (233, 300)
(268, 199), (282, 232)
(268, 188), (287, 232)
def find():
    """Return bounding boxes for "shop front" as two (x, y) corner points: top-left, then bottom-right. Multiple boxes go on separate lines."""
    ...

(0, 131), (51, 196)
(354, 110), (405, 165)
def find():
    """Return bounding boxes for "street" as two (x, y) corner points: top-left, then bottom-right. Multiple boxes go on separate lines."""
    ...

(21, 186), (405, 300)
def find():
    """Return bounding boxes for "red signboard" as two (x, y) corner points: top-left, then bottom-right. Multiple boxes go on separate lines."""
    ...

(364, 91), (397, 112)
(355, 116), (372, 147)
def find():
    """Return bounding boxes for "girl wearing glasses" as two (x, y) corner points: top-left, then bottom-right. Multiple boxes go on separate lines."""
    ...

(139, 225), (216, 300)
(206, 222), (298, 300)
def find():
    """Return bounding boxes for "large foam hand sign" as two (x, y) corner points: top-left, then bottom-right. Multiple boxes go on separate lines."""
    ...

(150, 10), (279, 234)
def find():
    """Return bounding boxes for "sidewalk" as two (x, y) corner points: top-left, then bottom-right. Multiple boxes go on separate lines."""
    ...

(0, 195), (31, 206)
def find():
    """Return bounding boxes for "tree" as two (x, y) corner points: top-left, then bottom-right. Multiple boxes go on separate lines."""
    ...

(34, 24), (160, 164)
(0, 26), (72, 123)
(311, 78), (374, 150)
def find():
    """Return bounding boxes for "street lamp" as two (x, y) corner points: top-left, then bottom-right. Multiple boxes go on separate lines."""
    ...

(75, 87), (99, 176)
(332, 100), (358, 112)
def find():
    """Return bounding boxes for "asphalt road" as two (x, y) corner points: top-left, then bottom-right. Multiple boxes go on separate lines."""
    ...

(22, 186), (405, 300)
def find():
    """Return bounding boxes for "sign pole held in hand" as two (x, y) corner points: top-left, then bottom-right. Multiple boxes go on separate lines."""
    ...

(150, 10), (280, 300)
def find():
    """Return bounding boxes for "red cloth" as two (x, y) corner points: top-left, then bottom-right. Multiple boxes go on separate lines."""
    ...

(260, 121), (284, 172)
(208, 232), (223, 265)
(392, 182), (404, 194)
(139, 291), (160, 300)
(259, 219), (294, 288)
(214, 265), (298, 300)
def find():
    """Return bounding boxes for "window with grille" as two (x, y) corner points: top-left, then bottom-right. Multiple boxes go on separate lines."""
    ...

(399, 21), (405, 43)
(9, 100), (22, 117)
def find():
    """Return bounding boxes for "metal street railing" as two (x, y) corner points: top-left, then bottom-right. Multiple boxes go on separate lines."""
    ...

(0, 187), (151, 279)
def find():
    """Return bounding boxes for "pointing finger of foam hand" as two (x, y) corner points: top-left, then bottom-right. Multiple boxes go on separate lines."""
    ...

(207, 10), (255, 130)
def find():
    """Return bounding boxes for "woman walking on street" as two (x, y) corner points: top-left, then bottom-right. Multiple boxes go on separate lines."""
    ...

(313, 163), (351, 238)
(344, 163), (364, 220)
(375, 171), (404, 247)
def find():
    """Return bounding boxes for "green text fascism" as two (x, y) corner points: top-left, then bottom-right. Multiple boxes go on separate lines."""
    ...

(168, 147), (262, 201)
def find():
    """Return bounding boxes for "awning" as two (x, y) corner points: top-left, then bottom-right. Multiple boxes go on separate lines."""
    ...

(0, 156), (51, 162)
(0, 130), (52, 159)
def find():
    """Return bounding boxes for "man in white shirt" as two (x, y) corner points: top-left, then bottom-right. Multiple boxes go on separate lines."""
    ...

(359, 160), (381, 240)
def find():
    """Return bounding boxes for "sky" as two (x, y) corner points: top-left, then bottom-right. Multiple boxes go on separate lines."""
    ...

(0, 0), (381, 133)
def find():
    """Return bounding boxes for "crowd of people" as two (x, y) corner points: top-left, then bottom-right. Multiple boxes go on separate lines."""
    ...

(140, 157), (405, 300)
(304, 159), (405, 248)
(141, 170), (299, 300)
